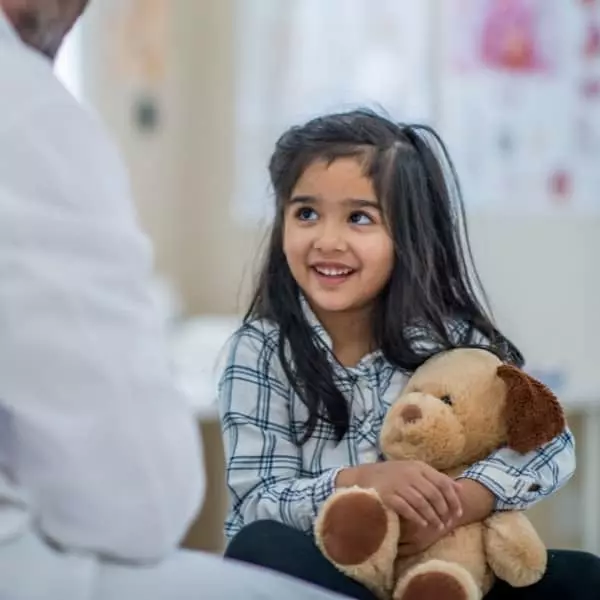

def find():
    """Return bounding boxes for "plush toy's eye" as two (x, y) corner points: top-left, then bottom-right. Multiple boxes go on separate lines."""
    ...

(440, 395), (453, 406)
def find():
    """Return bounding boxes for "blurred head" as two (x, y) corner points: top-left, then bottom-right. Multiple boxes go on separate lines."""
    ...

(1, 0), (89, 59)
(246, 108), (523, 443)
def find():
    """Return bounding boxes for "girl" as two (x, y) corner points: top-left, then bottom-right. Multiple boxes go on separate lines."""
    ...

(217, 109), (598, 600)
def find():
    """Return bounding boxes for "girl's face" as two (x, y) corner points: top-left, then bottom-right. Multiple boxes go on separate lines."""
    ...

(283, 157), (394, 323)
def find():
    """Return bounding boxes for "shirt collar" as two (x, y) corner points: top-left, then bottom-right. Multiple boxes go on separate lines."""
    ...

(299, 294), (333, 349)
(298, 293), (384, 372)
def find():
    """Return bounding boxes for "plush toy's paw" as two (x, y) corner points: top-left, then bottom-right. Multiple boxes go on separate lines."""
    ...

(394, 560), (481, 600)
(314, 487), (399, 596)
(484, 512), (547, 587)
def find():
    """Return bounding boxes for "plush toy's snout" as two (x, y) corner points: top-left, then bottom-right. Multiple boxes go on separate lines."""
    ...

(399, 403), (422, 424)
(381, 392), (466, 471)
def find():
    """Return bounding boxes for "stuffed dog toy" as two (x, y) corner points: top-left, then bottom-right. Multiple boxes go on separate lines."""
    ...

(314, 348), (566, 600)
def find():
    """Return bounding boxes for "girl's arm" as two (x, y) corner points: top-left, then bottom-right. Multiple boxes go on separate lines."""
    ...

(455, 326), (576, 512)
(457, 428), (575, 511)
(399, 430), (575, 552)
(217, 323), (343, 538)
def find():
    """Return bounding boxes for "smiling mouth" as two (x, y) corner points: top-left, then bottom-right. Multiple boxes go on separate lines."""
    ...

(312, 266), (356, 278)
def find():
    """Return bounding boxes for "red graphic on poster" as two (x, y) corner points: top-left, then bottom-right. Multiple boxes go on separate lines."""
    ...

(479, 0), (550, 72)
(584, 21), (600, 57)
(581, 78), (600, 98)
(549, 169), (572, 204)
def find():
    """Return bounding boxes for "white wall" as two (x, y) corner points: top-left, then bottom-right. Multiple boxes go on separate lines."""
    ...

(75, 2), (600, 405)
(74, 0), (599, 552)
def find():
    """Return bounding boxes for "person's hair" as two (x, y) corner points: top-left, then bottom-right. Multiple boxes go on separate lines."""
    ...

(245, 108), (523, 444)
(3, 0), (90, 59)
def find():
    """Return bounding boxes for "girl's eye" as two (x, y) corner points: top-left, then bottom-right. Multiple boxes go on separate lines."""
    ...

(295, 207), (318, 221)
(349, 211), (374, 225)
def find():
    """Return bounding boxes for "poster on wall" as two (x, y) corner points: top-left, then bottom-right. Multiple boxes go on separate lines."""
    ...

(438, 0), (600, 215)
(232, 0), (435, 225)
(106, 0), (169, 86)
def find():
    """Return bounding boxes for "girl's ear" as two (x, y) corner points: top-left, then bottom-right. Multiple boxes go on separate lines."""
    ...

(497, 364), (566, 454)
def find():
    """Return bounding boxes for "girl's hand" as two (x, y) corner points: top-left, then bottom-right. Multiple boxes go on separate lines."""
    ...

(336, 460), (462, 530)
(396, 517), (455, 557)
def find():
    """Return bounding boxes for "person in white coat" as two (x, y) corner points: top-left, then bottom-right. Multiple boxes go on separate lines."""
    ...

(0, 1), (349, 598)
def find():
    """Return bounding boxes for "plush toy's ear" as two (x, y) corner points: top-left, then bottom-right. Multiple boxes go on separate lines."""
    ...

(497, 364), (566, 454)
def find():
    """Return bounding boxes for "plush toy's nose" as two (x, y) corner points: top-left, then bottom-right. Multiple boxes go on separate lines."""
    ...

(400, 404), (422, 424)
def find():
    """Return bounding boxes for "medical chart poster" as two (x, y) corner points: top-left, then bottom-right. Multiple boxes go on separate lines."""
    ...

(438, 0), (600, 216)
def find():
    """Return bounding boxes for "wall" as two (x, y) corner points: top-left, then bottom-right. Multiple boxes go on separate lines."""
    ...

(79, 0), (262, 318)
(77, 0), (598, 552)
(78, 2), (600, 387)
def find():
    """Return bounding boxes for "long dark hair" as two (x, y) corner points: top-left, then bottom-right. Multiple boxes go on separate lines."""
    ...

(245, 108), (523, 444)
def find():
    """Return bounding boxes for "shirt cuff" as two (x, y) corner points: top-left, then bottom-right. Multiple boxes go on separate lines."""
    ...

(310, 466), (344, 521)
(457, 465), (542, 511)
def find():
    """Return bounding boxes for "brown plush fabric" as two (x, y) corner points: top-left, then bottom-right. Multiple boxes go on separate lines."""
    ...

(497, 364), (566, 454)
(319, 490), (388, 567)
(401, 571), (470, 600)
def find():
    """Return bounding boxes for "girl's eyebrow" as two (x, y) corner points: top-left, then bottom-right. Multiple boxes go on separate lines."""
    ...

(289, 195), (317, 205)
(289, 195), (380, 210)
(343, 198), (380, 210)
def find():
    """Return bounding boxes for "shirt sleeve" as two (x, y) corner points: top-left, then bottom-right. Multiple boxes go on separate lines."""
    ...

(453, 327), (576, 509)
(0, 97), (205, 562)
(218, 325), (341, 538)
(458, 428), (575, 510)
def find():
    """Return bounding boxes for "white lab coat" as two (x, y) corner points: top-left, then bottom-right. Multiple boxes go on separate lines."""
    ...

(0, 11), (205, 561)
(0, 10), (346, 600)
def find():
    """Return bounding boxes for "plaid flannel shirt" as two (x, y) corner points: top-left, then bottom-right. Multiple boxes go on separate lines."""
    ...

(217, 307), (575, 540)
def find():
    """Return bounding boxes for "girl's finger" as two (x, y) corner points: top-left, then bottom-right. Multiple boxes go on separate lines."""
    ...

(422, 469), (463, 520)
(414, 475), (451, 525)
(402, 486), (445, 530)
(386, 494), (428, 527)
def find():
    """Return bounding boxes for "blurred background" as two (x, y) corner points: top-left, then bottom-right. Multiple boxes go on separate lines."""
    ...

(55, 0), (600, 555)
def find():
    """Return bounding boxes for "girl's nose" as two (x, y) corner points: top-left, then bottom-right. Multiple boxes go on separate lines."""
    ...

(313, 223), (347, 253)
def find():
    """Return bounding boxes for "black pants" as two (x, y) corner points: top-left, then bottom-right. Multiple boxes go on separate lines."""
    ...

(224, 520), (600, 600)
